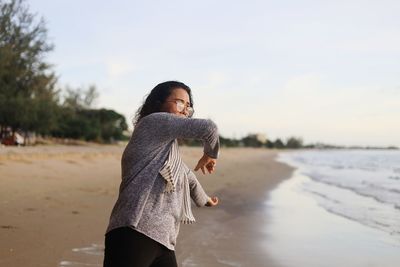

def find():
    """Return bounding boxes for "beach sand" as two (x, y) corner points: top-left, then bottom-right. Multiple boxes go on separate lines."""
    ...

(0, 145), (293, 267)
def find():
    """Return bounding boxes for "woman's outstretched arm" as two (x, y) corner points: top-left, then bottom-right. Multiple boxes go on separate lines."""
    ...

(137, 112), (220, 159)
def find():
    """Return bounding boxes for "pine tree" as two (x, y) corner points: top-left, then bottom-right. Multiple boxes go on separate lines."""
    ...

(0, 0), (58, 143)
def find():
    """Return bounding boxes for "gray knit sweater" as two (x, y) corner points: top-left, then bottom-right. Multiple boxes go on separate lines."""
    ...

(106, 112), (220, 250)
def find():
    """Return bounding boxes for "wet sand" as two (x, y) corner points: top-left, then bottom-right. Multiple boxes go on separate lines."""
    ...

(177, 148), (294, 267)
(0, 145), (293, 267)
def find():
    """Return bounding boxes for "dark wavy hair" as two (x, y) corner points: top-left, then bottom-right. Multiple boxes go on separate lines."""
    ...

(133, 81), (193, 126)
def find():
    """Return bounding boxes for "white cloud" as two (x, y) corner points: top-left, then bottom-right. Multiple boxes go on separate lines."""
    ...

(106, 60), (136, 79)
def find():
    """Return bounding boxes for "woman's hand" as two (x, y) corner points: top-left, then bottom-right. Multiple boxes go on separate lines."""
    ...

(205, 196), (219, 207)
(194, 153), (217, 174)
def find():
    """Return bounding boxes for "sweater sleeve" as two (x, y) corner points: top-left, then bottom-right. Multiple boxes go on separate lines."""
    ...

(139, 112), (220, 159)
(186, 168), (209, 207)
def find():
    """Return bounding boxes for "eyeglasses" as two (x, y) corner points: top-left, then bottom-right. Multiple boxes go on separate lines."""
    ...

(166, 99), (194, 117)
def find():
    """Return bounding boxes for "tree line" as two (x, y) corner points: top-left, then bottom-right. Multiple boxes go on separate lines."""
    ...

(181, 135), (305, 149)
(0, 0), (127, 145)
(223, 135), (304, 149)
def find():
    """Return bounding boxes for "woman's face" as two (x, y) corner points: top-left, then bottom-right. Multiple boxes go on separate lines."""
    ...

(162, 88), (192, 117)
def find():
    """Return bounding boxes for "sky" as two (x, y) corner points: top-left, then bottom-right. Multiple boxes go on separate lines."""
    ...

(28, 0), (400, 147)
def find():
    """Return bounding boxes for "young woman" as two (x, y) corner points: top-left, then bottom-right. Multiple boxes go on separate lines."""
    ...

(103, 81), (220, 267)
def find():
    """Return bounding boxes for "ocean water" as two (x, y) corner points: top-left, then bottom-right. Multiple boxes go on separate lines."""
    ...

(279, 149), (400, 240)
(264, 149), (400, 267)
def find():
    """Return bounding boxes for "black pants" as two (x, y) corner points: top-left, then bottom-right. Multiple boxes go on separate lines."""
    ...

(103, 227), (178, 267)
